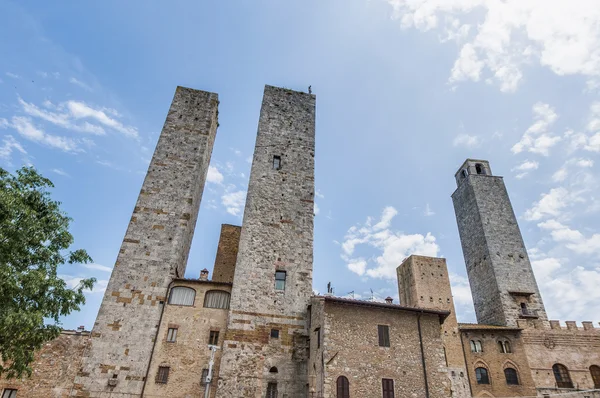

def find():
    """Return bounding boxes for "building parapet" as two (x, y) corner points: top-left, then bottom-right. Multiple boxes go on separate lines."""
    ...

(517, 318), (600, 332)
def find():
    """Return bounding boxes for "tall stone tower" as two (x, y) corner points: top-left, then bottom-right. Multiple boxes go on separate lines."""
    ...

(397, 255), (470, 398)
(75, 87), (219, 397)
(217, 85), (315, 397)
(451, 159), (547, 327)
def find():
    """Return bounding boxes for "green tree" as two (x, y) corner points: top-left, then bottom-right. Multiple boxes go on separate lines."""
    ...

(0, 166), (95, 378)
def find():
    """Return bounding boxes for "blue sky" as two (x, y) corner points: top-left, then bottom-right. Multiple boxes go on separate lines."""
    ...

(1, 0), (600, 329)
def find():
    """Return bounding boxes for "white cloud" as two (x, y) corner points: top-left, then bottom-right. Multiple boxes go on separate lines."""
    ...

(51, 168), (70, 177)
(512, 159), (539, 179)
(342, 206), (440, 279)
(449, 273), (474, 307)
(0, 135), (26, 164)
(69, 77), (93, 91)
(81, 263), (113, 273)
(315, 189), (325, 199)
(5, 72), (20, 79)
(221, 190), (246, 216)
(552, 158), (594, 182)
(512, 102), (561, 156)
(524, 187), (570, 221)
(385, 0), (600, 92)
(207, 166), (224, 184)
(452, 133), (480, 148)
(314, 202), (320, 216)
(66, 100), (138, 138)
(424, 203), (435, 216)
(10, 116), (80, 152)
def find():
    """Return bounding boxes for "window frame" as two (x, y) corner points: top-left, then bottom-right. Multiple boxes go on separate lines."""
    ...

(590, 365), (600, 389)
(203, 290), (231, 309)
(337, 375), (350, 398)
(553, 363), (574, 388)
(168, 286), (196, 306)
(378, 325), (390, 347)
(270, 329), (280, 339)
(273, 155), (282, 170)
(498, 340), (511, 353)
(275, 271), (286, 291)
(315, 327), (321, 349)
(2, 389), (18, 398)
(470, 340), (483, 353)
(475, 367), (490, 385)
(166, 327), (178, 343)
(209, 330), (220, 346)
(266, 382), (278, 398)
(504, 368), (519, 385)
(156, 366), (170, 384)
(382, 378), (395, 398)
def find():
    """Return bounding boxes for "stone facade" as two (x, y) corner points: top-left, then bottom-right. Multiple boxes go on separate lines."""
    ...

(452, 159), (548, 327)
(217, 85), (316, 398)
(397, 255), (470, 398)
(309, 296), (450, 398)
(211, 224), (241, 284)
(143, 279), (231, 398)
(75, 86), (219, 397)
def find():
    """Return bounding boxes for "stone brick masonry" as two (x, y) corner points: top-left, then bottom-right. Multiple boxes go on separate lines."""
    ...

(211, 224), (241, 284)
(74, 87), (219, 397)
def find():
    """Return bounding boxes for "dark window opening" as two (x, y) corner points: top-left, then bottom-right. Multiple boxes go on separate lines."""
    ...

(382, 378), (395, 398)
(461, 169), (468, 178)
(2, 389), (17, 398)
(498, 340), (511, 353)
(475, 163), (485, 175)
(166, 327), (177, 343)
(378, 325), (390, 347)
(470, 340), (483, 353)
(209, 330), (219, 346)
(156, 366), (170, 384)
(591, 365), (600, 388)
(266, 382), (278, 398)
(269, 366), (278, 373)
(270, 329), (280, 339)
(475, 367), (489, 384)
(315, 327), (321, 349)
(505, 368), (519, 385)
(275, 271), (286, 290)
(337, 376), (350, 398)
(273, 156), (281, 170)
(553, 364), (574, 388)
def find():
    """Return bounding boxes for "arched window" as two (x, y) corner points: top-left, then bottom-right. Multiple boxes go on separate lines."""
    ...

(269, 367), (278, 373)
(590, 365), (600, 388)
(504, 368), (519, 385)
(203, 290), (231, 309)
(475, 163), (485, 175)
(475, 367), (490, 384)
(552, 364), (573, 388)
(336, 376), (350, 398)
(168, 287), (195, 306)
(470, 340), (483, 353)
(498, 340), (511, 353)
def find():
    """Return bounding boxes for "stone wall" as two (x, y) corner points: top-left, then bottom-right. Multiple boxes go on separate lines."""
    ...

(460, 325), (537, 397)
(0, 331), (90, 398)
(397, 255), (470, 398)
(211, 224), (241, 284)
(217, 85), (315, 398)
(452, 159), (548, 327)
(143, 279), (231, 398)
(310, 296), (451, 398)
(75, 86), (219, 397)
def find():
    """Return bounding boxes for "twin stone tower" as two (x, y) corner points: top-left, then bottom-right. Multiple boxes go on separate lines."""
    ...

(75, 85), (544, 397)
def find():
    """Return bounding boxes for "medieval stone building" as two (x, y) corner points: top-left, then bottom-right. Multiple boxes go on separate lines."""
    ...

(2, 85), (600, 398)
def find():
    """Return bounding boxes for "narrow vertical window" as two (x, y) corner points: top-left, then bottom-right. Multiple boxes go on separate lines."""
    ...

(382, 379), (395, 398)
(275, 271), (286, 290)
(553, 364), (573, 388)
(315, 327), (321, 349)
(504, 368), (519, 385)
(166, 327), (178, 343)
(378, 325), (390, 347)
(273, 155), (281, 170)
(590, 365), (600, 388)
(337, 376), (350, 398)
(470, 340), (482, 353)
(266, 382), (278, 398)
(475, 367), (489, 384)
(156, 366), (170, 384)
(209, 330), (219, 346)
(2, 389), (18, 398)
(270, 329), (280, 339)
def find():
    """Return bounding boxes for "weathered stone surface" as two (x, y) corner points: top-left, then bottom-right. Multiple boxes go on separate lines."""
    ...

(452, 159), (548, 327)
(211, 224), (241, 284)
(74, 86), (219, 397)
(217, 85), (315, 398)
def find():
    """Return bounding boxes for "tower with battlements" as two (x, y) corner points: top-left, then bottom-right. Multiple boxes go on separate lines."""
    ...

(216, 85), (316, 398)
(451, 159), (548, 327)
(74, 87), (219, 397)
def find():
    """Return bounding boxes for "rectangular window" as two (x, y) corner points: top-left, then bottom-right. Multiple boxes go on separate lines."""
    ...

(273, 155), (281, 170)
(382, 379), (395, 398)
(156, 366), (170, 384)
(209, 330), (219, 346)
(378, 325), (390, 347)
(166, 328), (177, 343)
(266, 382), (278, 398)
(275, 271), (286, 290)
(270, 329), (280, 339)
(315, 327), (321, 349)
(2, 389), (17, 398)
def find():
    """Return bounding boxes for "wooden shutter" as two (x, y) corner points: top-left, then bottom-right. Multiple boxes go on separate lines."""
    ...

(382, 379), (394, 398)
(337, 376), (350, 398)
(378, 325), (390, 347)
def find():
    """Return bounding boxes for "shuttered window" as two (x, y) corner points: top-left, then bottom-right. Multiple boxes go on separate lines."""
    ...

(168, 287), (195, 306)
(156, 366), (170, 384)
(266, 382), (278, 398)
(166, 328), (177, 342)
(382, 379), (394, 398)
(378, 325), (390, 347)
(337, 376), (350, 398)
(2, 389), (17, 398)
(203, 290), (230, 309)
(553, 364), (573, 388)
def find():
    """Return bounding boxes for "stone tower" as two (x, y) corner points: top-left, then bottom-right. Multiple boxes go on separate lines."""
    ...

(397, 255), (470, 398)
(75, 87), (219, 397)
(217, 85), (315, 397)
(451, 159), (547, 327)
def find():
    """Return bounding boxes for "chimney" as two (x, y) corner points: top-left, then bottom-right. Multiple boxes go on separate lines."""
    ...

(385, 297), (393, 304)
(200, 268), (209, 281)
(77, 326), (85, 334)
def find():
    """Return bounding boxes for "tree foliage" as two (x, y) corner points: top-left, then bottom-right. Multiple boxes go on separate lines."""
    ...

(0, 166), (95, 378)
